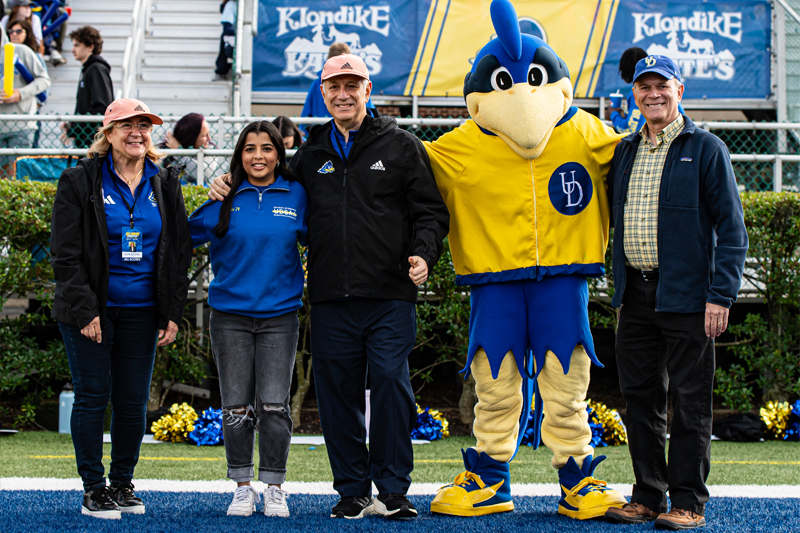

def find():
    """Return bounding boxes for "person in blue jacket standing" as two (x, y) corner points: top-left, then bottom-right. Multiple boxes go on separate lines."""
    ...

(604, 56), (747, 530)
(188, 121), (308, 519)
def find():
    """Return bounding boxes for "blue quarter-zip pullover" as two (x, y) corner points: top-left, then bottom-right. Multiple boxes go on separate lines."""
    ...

(188, 175), (309, 318)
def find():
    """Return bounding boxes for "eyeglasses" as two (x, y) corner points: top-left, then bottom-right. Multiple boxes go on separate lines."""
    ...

(116, 122), (153, 133)
(8, 29), (25, 35)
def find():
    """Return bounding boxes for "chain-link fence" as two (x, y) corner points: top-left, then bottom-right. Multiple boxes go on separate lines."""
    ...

(1, 113), (799, 190)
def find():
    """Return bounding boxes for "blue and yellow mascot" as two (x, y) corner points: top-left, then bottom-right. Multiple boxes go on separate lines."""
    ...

(424, 0), (626, 519)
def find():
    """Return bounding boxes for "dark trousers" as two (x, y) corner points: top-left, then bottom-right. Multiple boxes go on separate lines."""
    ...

(311, 299), (417, 497)
(58, 306), (158, 491)
(616, 267), (714, 515)
(209, 309), (298, 484)
(215, 22), (234, 75)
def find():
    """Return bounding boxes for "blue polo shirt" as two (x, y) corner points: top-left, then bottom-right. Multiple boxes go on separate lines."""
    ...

(188, 175), (308, 318)
(102, 158), (162, 307)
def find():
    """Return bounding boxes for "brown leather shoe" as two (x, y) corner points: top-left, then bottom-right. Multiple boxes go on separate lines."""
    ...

(654, 508), (706, 529)
(604, 502), (659, 524)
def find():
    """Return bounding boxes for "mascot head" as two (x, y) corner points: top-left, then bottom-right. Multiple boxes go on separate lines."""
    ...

(464, 0), (573, 159)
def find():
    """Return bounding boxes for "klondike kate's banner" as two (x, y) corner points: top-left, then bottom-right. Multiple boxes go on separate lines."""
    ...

(253, 0), (771, 99)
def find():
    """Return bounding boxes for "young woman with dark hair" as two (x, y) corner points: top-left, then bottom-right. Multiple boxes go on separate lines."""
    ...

(187, 121), (308, 518)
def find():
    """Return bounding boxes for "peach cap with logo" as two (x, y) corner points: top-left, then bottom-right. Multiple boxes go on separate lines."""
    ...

(103, 98), (164, 127)
(321, 54), (370, 81)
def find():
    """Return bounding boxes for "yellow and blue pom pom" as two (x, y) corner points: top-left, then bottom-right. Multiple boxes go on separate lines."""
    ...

(411, 403), (450, 441)
(761, 400), (799, 441)
(521, 399), (627, 447)
(188, 407), (224, 446)
(587, 400), (628, 446)
(151, 402), (198, 443)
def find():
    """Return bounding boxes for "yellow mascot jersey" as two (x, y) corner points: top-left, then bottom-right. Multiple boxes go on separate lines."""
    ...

(425, 108), (622, 286)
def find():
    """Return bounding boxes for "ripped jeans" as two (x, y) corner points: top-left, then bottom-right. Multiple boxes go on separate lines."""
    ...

(209, 308), (299, 484)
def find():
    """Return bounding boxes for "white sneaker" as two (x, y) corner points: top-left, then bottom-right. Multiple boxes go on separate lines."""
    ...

(263, 485), (290, 517)
(227, 485), (260, 517)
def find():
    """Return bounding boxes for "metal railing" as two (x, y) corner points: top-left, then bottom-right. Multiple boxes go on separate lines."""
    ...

(231, 0), (246, 116)
(3, 114), (800, 191)
(119, 0), (149, 99)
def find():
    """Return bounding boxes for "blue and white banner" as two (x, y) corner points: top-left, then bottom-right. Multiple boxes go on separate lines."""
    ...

(253, 0), (771, 100)
(595, 0), (771, 99)
(253, 0), (421, 95)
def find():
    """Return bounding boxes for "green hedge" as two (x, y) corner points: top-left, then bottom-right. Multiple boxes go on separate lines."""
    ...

(1, 181), (798, 422)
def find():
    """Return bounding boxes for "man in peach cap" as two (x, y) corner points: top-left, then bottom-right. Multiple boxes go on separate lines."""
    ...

(210, 54), (449, 520)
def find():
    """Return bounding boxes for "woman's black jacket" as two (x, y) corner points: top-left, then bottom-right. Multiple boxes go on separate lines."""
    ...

(50, 155), (192, 331)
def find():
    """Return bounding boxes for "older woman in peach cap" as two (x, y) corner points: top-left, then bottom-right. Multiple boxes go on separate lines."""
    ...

(50, 99), (192, 519)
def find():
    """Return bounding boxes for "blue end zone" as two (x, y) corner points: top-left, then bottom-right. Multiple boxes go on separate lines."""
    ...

(1, 491), (799, 532)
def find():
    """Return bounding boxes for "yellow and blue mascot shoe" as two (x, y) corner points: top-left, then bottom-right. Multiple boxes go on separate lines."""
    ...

(430, 448), (514, 516)
(557, 455), (626, 520)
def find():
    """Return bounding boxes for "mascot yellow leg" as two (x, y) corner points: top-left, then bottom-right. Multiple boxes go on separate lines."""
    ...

(430, 350), (518, 516)
(539, 346), (626, 519)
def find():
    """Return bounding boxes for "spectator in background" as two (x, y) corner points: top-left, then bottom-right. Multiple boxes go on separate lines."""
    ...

(212, 0), (236, 81)
(44, 0), (68, 67)
(300, 43), (375, 127)
(7, 18), (38, 53)
(272, 115), (302, 150)
(158, 112), (213, 185)
(1, 0), (42, 54)
(0, 38), (50, 177)
(60, 26), (113, 149)
(609, 47), (684, 135)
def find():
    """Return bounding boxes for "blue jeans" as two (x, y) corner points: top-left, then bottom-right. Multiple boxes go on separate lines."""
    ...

(58, 306), (158, 491)
(209, 309), (299, 484)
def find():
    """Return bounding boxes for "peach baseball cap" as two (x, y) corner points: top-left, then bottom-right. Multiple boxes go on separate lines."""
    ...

(321, 54), (370, 81)
(103, 98), (164, 127)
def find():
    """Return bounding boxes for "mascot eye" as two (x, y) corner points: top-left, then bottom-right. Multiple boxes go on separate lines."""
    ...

(490, 67), (514, 91)
(527, 64), (548, 87)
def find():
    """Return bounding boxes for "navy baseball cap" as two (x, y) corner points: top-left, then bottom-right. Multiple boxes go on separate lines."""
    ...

(633, 55), (682, 83)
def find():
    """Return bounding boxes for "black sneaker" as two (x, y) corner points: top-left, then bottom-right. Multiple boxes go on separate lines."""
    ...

(82, 486), (121, 519)
(330, 496), (375, 519)
(374, 493), (417, 518)
(110, 481), (146, 514)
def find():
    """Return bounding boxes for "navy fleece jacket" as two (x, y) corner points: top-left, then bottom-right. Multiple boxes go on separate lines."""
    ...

(189, 176), (308, 318)
(607, 115), (748, 313)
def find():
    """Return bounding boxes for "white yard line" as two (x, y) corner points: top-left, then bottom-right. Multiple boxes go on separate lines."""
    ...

(2, 478), (799, 498)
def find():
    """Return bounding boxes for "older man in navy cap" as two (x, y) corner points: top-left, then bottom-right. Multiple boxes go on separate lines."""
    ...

(603, 55), (748, 529)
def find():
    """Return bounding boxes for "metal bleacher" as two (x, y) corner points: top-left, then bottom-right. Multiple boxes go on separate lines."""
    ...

(45, 0), (130, 115)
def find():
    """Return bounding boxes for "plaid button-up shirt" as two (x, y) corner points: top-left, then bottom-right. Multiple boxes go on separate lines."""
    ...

(623, 115), (685, 270)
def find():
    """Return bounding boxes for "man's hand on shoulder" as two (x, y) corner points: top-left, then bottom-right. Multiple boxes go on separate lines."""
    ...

(705, 302), (729, 338)
(208, 172), (232, 201)
(408, 256), (428, 286)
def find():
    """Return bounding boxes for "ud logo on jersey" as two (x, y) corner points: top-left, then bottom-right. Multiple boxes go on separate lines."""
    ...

(548, 162), (593, 216)
(318, 160), (335, 174)
(148, 190), (157, 206)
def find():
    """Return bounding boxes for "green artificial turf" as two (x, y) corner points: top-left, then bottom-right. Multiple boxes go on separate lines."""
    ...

(0, 432), (797, 485)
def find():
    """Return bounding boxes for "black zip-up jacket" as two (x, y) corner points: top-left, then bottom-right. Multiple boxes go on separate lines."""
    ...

(291, 112), (449, 304)
(68, 55), (113, 146)
(50, 156), (192, 330)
